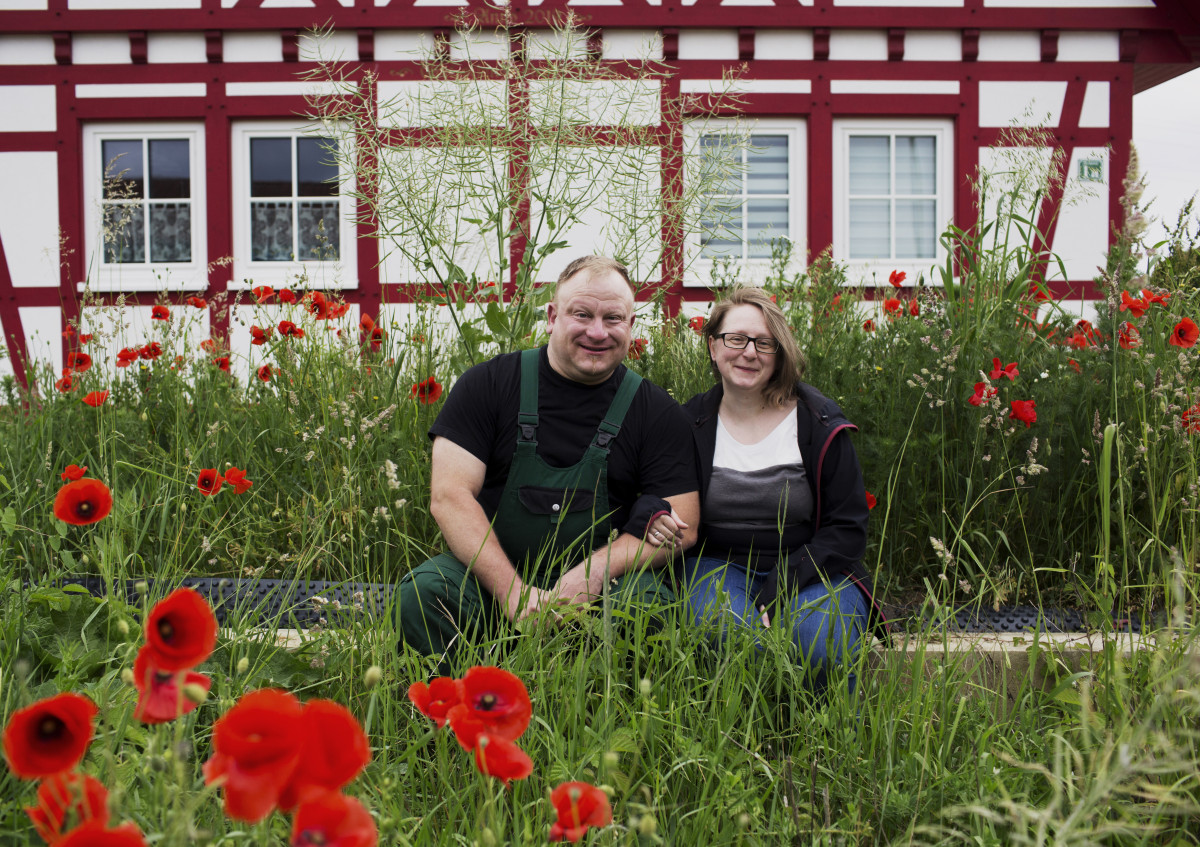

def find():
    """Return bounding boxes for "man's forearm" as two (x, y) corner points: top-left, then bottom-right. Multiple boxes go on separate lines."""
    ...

(432, 490), (524, 603)
(574, 532), (681, 593)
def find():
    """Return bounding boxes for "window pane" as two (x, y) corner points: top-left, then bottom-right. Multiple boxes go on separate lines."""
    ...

(896, 199), (936, 259)
(848, 136), (889, 195)
(848, 199), (890, 259)
(747, 199), (788, 258)
(700, 134), (740, 197)
(297, 201), (340, 260)
(895, 136), (936, 195)
(746, 135), (788, 196)
(700, 200), (743, 260)
(149, 203), (192, 262)
(297, 137), (339, 198)
(251, 138), (293, 198)
(102, 140), (144, 199)
(252, 201), (294, 261)
(148, 139), (190, 199)
(103, 203), (145, 263)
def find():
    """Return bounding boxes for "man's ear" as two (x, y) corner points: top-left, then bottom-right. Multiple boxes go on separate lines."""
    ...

(546, 301), (558, 332)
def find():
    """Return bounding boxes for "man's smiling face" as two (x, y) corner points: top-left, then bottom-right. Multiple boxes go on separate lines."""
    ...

(545, 269), (635, 386)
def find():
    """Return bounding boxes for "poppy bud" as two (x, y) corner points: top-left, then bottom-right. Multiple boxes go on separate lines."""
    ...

(638, 815), (658, 836)
(602, 751), (620, 769)
(480, 828), (498, 847)
(117, 620), (130, 636)
(639, 678), (652, 697)
(183, 683), (209, 704)
(236, 657), (250, 674)
(121, 668), (135, 685)
(135, 581), (148, 595)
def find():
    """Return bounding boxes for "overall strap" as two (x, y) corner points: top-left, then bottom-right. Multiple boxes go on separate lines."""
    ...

(517, 348), (540, 446)
(591, 369), (642, 452)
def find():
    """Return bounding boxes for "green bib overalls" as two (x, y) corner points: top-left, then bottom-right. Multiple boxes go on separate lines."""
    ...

(396, 349), (676, 661)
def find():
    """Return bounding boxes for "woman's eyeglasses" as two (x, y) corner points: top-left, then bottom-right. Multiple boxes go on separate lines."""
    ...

(715, 333), (779, 354)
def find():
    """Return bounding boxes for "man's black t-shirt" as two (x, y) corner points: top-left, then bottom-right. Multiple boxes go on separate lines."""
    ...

(429, 346), (697, 531)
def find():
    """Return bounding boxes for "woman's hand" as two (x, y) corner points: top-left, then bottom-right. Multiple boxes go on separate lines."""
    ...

(645, 509), (688, 550)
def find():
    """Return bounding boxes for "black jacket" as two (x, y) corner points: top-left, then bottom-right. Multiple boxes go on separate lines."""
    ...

(683, 381), (886, 637)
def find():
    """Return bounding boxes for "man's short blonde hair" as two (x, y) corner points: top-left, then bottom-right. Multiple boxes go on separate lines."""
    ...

(555, 255), (635, 296)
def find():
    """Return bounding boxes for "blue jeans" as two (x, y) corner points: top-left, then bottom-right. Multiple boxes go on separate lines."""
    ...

(685, 556), (869, 696)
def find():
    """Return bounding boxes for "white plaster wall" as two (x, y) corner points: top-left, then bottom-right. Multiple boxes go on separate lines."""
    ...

(374, 30), (436, 61)
(0, 152), (60, 289)
(69, 0), (200, 7)
(80, 304), (203, 379)
(0, 0), (47, 8)
(831, 80), (959, 94)
(984, 0), (1153, 7)
(528, 80), (660, 126)
(225, 81), (340, 97)
(147, 32), (207, 64)
(678, 30), (739, 61)
(682, 79), (811, 94)
(78, 83), (207, 98)
(1079, 81), (1110, 128)
(979, 81), (1067, 127)
(835, 0), (962, 5)
(904, 30), (961, 61)
(1057, 31), (1119, 62)
(976, 145), (1056, 253)
(601, 30), (663, 61)
(299, 30), (359, 62)
(224, 32), (283, 63)
(977, 30), (1041, 62)
(755, 30), (814, 61)
(0, 34), (55, 65)
(73, 33), (131, 64)
(19, 307), (61, 378)
(1051, 147), (1110, 281)
(376, 80), (507, 128)
(448, 30), (507, 61)
(828, 30), (888, 61)
(0, 86), (56, 132)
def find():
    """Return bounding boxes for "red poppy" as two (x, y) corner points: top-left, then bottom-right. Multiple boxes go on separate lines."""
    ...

(145, 588), (218, 671)
(53, 821), (148, 847)
(250, 325), (274, 346)
(907, 299), (920, 317)
(279, 320), (305, 339)
(224, 467), (253, 495)
(291, 791), (378, 847)
(187, 296), (208, 309)
(989, 358), (1018, 381)
(408, 678), (462, 728)
(830, 293), (843, 311)
(888, 270), (905, 288)
(1141, 288), (1169, 307)
(2, 692), (98, 779)
(257, 365), (273, 383)
(410, 333), (426, 344)
(1119, 290), (1148, 318)
(55, 374), (74, 393)
(627, 338), (648, 360)
(82, 391), (109, 408)
(368, 327), (386, 352)
(280, 289), (297, 304)
(548, 781), (612, 843)
(882, 298), (902, 317)
(116, 347), (139, 368)
(80, 333), (94, 344)
(278, 700), (371, 811)
(411, 377), (443, 404)
(862, 319), (876, 332)
(151, 305), (170, 321)
(328, 302), (350, 319)
(67, 352), (92, 373)
(1027, 281), (1052, 302)
(132, 644), (210, 725)
(1182, 403), (1200, 435)
(359, 314), (376, 333)
(199, 339), (216, 354)
(203, 688), (305, 823)
(472, 735), (533, 786)
(1068, 358), (1081, 373)
(446, 666), (532, 750)
(140, 342), (163, 361)
(304, 291), (330, 320)
(26, 770), (110, 843)
(864, 491), (876, 510)
(253, 285), (275, 304)
(1169, 317), (1198, 348)
(53, 479), (113, 526)
(1118, 321), (1141, 349)
(1009, 399), (1037, 428)
(62, 325), (74, 338)
(213, 356), (230, 372)
(688, 316), (706, 334)
(968, 382), (997, 407)
(60, 464), (88, 482)
(197, 469), (223, 496)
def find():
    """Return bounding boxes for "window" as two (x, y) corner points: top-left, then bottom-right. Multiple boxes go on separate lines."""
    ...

(232, 123), (356, 289)
(83, 124), (207, 291)
(687, 120), (806, 286)
(834, 119), (953, 280)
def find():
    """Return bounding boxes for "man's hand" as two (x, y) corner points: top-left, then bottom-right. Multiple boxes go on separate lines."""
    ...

(506, 584), (564, 624)
(551, 563), (602, 607)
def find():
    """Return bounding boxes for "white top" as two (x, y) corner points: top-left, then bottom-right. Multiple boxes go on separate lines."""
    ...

(714, 411), (803, 472)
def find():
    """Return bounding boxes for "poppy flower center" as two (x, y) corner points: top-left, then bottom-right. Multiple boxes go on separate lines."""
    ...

(38, 716), (65, 740)
(76, 501), (93, 517)
(297, 830), (326, 846)
(157, 620), (175, 641)
(478, 693), (498, 711)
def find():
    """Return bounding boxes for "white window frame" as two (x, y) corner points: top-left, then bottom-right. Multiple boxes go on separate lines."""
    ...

(684, 118), (807, 288)
(82, 122), (208, 292)
(833, 117), (954, 286)
(231, 121), (357, 290)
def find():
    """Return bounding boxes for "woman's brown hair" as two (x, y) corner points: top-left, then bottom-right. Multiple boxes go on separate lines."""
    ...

(704, 287), (807, 408)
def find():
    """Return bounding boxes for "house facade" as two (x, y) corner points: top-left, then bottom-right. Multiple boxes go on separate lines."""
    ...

(1, 0), (1197, 386)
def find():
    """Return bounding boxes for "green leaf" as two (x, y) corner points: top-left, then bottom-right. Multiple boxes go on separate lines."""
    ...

(1, 506), (15, 536)
(483, 302), (509, 336)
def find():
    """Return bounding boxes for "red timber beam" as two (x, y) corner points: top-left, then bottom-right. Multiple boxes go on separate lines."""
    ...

(0, 235), (31, 391)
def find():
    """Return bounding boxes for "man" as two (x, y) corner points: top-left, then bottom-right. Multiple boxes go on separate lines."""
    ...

(396, 255), (700, 662)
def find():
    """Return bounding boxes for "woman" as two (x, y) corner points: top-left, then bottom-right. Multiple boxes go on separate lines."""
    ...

(646, 287), (881, 695)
